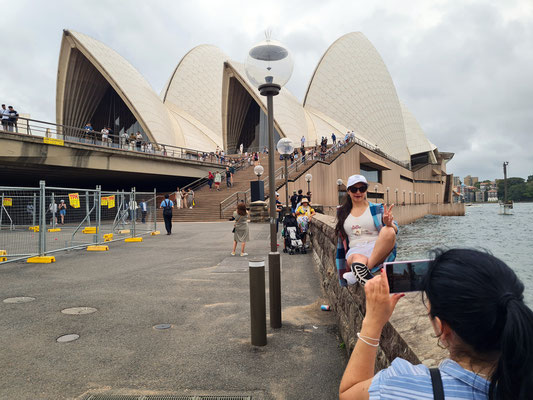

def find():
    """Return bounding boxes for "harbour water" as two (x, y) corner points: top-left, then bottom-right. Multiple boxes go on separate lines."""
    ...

(396, 202), (533, 305)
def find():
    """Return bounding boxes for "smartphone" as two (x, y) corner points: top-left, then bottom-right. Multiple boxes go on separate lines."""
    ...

(384, 259), (431, 293)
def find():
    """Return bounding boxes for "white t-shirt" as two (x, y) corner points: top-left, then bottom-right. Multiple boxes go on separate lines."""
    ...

(343, 206), (378, 247)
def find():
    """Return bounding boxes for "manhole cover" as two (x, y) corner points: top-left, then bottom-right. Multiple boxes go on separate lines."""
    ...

(3, 296), (36, 303)
(61, 307), (97, 315)
(154, 324), (172, 330)
(57, 334), (80, 343)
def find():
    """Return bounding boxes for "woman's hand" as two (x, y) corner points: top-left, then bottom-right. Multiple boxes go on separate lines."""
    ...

(363, 271), (403, 331)
(382, 204), (394, 227)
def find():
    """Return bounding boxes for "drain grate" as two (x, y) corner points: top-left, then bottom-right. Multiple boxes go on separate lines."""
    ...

(83, 396), (252, 400)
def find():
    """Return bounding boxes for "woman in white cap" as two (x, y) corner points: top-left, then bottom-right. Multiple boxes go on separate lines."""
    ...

(295, 197), (316, 247)
(335, 174), (397, 285)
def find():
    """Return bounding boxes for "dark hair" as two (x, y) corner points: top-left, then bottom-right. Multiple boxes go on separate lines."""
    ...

(422, 249), (533, 399)
(164, 194), (169, 199)
(335, 193), (352, 240)
(298, 189), (303, 194)
(237, 202), (247, 216)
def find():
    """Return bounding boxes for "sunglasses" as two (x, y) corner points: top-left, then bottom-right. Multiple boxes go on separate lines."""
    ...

(348, 185), (368, 193)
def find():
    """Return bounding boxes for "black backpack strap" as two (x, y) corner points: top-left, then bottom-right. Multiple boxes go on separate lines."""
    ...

(429, 368), (445, 400)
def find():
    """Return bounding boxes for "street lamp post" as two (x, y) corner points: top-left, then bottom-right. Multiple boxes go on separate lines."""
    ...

(423, 193), (425, 204)
(409, 191), (412, 205)
(245, 36), (293, 330)
(337, 179), (344, 205)
(403, 190), (406, 205)
(386, 187), (390, 205)
(395, 188), (398, 205)
(305, 174), (312, 197)
(414, 191), (417, 205)
(277, 138), (294, 214)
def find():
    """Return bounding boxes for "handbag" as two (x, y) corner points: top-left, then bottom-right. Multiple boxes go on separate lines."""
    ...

(232, 214), (243, 233)
(429, 368), (444, 400)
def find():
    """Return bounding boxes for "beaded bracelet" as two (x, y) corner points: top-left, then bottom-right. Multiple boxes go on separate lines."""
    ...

(357, 332), (380, 347)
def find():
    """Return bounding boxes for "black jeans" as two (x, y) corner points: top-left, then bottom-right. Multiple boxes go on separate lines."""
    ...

(163, 214), (172, 234)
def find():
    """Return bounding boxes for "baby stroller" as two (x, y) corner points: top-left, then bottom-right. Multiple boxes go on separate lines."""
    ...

(282, 214), (305, 255)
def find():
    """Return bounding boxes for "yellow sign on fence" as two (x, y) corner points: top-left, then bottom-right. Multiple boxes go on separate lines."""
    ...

(69, 193), (80, 208)
(101, 197), (108, 206)
(2, 198), (12, 206)
(43, 137), (64, 146)
(107, 195), (115, 209)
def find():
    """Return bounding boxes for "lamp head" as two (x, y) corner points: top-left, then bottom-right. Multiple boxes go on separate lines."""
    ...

(305, 173), (312, 182)
(336, 179), (343, 186)
(245, 38), (293, 89)
(254, 165), (264, 177)
(276, 138), (294, 155)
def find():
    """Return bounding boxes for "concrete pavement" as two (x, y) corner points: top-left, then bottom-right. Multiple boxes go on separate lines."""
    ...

(0, 221), (346, 399)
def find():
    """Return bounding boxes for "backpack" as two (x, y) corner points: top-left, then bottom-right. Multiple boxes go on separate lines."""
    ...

(162, 199), (172, 216)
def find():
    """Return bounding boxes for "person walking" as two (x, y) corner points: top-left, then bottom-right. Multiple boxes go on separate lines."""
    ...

(214, 171), (222, 191)
(160, 194), (174, 235)
(225, 166), (232, 188)
(294, 198), (315, 248)
(181, 189), (188, 208)
(58, 200), (67, 225)
(135, 131), (142, 151)
(175, 187), (182, 209)
(140, 200), (148, 223)
(207, 171), (214, 189)
(229, 163), (235, 186)
(1, 104), (9, 131)
(187, 189), (194, 209)
(231, 202), (249, 256)
(332, 132), (336, 145)
(7, 106), (18, 132)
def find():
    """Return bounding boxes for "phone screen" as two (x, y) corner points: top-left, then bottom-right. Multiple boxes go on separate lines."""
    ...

(384, 260), (431, 293)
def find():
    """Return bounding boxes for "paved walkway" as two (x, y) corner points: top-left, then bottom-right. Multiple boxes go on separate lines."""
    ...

(1, 222), (346, 399)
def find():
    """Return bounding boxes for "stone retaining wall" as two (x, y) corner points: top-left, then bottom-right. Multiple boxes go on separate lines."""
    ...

(309, 213), (447, 370)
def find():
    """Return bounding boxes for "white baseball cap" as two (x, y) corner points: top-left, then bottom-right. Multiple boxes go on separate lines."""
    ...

(346, 174), (368, 188)
(275, 192), (280, 196)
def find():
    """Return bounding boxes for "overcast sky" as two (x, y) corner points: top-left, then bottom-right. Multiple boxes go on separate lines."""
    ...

(2, 0), (532, 181)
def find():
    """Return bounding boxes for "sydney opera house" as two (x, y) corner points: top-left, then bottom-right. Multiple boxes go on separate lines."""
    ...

(56, 29), (454, 204)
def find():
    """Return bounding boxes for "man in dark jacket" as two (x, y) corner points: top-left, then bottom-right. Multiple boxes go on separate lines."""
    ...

(7, 106), (18, 132)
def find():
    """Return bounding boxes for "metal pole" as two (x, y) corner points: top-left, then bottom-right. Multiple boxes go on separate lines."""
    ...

(503, 162), (508, 202)
(39, 180), (46, 256)
(153, 188), (157, 232)
(267, 93), (282, 329)
(284, 156), (289, 214)
(0, 193), (3, 229)
(95, 186), (101, 243)
(85, 191), (90, 226)
(32, 193), (36, 226)
(249, 258), (267, 346)
(51, 192), (56, 229)
(131, 187), (136, 237)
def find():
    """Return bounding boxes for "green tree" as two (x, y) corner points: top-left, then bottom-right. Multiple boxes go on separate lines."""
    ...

(497, 177), (525, 200)
(474, 182), (481, 189)
(528, 175), (533, 183)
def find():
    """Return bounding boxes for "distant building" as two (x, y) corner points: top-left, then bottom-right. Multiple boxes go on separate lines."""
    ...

(453, 176), (461, 186)
(475, 191), (484, 202)
(463, 175), (479, 186)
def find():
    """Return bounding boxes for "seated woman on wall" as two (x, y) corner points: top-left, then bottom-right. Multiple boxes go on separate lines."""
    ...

(335, 174), (397, 286)
(339, 249), (533, 400)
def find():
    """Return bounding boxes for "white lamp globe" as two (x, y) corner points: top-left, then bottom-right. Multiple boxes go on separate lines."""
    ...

(305, 173), (313, 183)
(245, 39), (294, 88)
(277, 138), (294, 155)
(254, 165), (264, 177)
(336, 179), (343, 186)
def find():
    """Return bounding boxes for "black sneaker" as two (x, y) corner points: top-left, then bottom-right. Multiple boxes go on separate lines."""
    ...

(351, 262), (373, 286)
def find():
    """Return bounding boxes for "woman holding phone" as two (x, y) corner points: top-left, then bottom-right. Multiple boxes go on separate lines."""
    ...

(335, 174), (398, 286)
(339, 249), (533, 400)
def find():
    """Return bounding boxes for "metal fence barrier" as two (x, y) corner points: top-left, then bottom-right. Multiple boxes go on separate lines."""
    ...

(0, 181), (157, 265)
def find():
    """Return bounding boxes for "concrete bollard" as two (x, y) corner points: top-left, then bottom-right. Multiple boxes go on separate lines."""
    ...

(249, 258), (267, 346)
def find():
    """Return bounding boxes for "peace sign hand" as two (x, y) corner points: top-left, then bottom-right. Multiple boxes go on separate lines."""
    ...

(383, 204), (394, 227)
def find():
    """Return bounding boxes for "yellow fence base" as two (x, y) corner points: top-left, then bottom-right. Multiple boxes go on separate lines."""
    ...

(27, 256), (55, 264)
(124, 237), (143, 243)
(82, 227), (98, 234)
(103, 233), (113, 242)
(29, 226), (39, 232)
(87, 245), (109, 251)
(48, 228), (62, 232)
(119, 229), (131, 234)
(151, 231), (161, 235)
(0, 250), (5, 261)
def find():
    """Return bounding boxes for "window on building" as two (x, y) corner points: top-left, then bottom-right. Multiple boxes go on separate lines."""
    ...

(360, 165), (382, 183)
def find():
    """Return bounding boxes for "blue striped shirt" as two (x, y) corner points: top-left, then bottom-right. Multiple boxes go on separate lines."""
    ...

(369, 358), (490, 399)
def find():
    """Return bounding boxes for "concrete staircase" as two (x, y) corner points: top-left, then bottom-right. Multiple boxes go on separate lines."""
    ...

(156, 153), (284, 223)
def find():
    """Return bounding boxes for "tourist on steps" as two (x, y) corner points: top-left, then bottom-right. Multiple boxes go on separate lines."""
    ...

(175, 187), (181, 209)
(335, 174), (397, 286)
(339, 248), (533, 400)
(214, 171), (222, 191)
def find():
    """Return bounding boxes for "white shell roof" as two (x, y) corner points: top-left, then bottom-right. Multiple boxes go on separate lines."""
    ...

(162, 45), (227, 145)
(400, 101), (436, 157)
(59, 30), (184, 146)
(304, 32), (410, 162)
